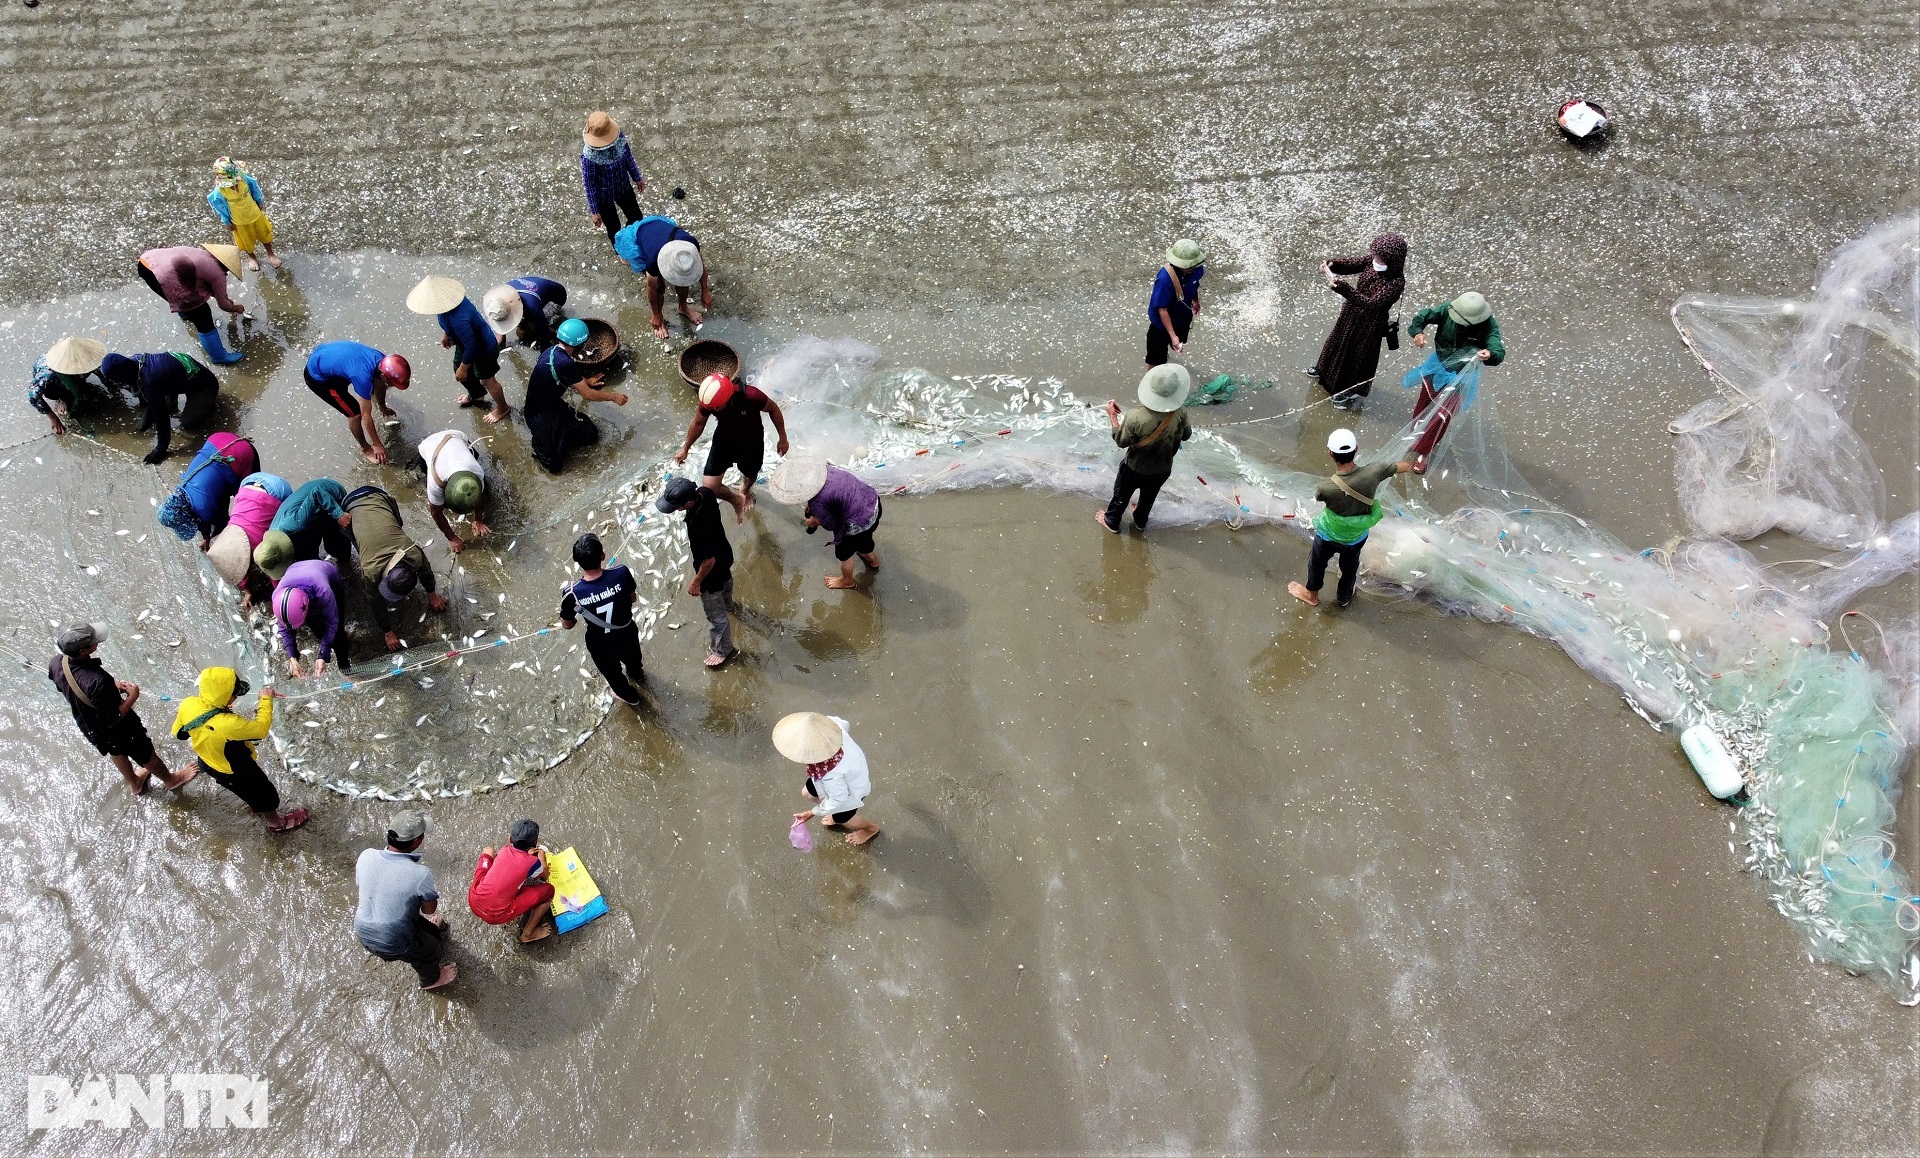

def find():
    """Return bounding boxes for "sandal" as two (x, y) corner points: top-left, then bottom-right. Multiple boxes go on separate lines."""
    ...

(268, 807), (310, 833)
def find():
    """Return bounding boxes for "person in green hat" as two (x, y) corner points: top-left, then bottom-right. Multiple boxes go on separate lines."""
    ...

(1146, 239), (1206, 366)
(417, 429), (491, 552)
(1402, 291), (1505, 471)
(1096, 364), (1194, 533)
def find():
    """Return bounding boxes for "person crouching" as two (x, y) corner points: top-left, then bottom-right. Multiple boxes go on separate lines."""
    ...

(468, 818), (556, 944)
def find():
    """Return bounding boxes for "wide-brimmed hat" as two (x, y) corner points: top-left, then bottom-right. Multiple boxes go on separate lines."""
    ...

(1165, 238), (1206, 269)
(56, 622), (107, 656)
(252, 529), (295, 581)
(481, 285), (524, 335)
(45, 336), (106, 376)
(406, 275), (467, 316)
(207, 525), (252, 588)
(1136, 363), (1190, 413)
(201, 243), (246, 278)
(1447, 291), (1491, 325)
(443, 470), (483, 513)
(767, 455), (828, 504)
(583, 111), (620, 148)
(773, 711), (843, 764)
(657, 240), (703, 287)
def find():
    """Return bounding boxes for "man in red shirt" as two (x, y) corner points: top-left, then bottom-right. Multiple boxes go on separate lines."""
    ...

(468, 819), (556, 943)
(671, 373), (789, 523)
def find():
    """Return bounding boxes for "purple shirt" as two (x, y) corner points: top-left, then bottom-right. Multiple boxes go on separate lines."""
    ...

(579, 136), (642, 214)
(276, 559), (344, 661)
(803, 465), (880, 546)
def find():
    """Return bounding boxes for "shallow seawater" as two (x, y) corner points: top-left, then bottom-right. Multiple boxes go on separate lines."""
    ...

(2, 0), (1917, 1154)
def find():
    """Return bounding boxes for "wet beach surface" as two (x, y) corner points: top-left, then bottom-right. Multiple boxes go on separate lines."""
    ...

(1, 1), (1917, 1154)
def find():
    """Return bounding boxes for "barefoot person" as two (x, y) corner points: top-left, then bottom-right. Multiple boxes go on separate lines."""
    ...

(407, 276), (510, 424)
(49, 623), (195, 796)
(355, 810), (457, 991)
(482, 276), (570, 349)
(418, 429), (491, 552)
(558, 533), (645, 706)
(1145, 238), (1205, 366)
(774, 711), (879, 847)
(345, 485), (449, 651)
(671, 373), (789, 521)
(1096, 363), (1192, 534)
(1287, 428), (1412, 610)
(303, 341), (411, 465)
(768, 456), (882, 590)
(169, 666), (308, 832)
(612, 216), (710, 338)
(273, 559), (353, 679)
(656, 477), (737, 669)
(468, 819), (556, 945)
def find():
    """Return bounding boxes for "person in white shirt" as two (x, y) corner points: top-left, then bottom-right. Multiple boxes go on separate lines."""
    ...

(417, 429), (490, 552)
(773, 711), (879, 846)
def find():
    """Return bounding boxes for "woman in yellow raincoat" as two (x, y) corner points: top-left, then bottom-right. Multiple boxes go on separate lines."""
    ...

(170, 666), (307, 831)
(207, 157), (282, 271)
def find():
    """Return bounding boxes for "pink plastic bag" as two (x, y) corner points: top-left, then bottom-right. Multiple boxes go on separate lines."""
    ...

(788, 818), (813, 851)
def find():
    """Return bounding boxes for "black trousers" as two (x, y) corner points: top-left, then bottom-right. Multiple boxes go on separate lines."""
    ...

(201, 742), (281, 813)
(1306, 533), (1366, 606)
(138, 262), (219, 333)
(367, 913), (449, 987)
(1145, 302), (1193, 366)
(584, 623), (644, 702)
(289, 521), (355, 570)
(1103, 463), (1169, 530)
(599, 186), (643, 246)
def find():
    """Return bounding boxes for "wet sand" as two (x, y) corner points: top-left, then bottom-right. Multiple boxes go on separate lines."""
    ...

(2, 1), (1917, 1154)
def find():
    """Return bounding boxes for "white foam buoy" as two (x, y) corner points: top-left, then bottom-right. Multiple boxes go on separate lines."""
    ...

(1681, 723), (1745, 800)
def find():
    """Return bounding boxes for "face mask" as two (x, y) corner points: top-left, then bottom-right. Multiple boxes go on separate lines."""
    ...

(1372, 259), (1389, 272)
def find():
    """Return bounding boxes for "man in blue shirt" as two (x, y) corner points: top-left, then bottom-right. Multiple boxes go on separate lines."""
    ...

(483, 276), (570, 349)
(612, 216), (712, 339)
(303, 341), (411, 464)
(1146, 238), (1205, 366)
(407, 275), (509, 424)
(524, 319), (628, 474)
(354, 810), (456, 991)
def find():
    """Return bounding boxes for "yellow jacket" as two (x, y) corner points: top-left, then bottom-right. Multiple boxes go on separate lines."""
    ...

(169, 667), (272, 773)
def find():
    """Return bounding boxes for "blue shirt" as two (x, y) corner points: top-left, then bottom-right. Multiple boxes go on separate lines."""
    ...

(508, 276), (567, 313)
(437, 298), (495, 365)
(524, 346), (585, 418)
(182, 439), (243, 527)
(305, 341), (384, 400)
(1147, 265), (1204, 320)
(271, 478), (348, 535)
(613, 216), (698, 277)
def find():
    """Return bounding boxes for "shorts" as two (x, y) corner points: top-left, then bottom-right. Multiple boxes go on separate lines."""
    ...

(803, 778), (858, 825)
(305, 368), (362, 418)
(463, 344), (501, 381)
(702, 440), (764, 483)
(84, 714), (156, 763)
(201, 742), (281, 814)
(833, 501), (882, 562)
(472, 881), (556, 926)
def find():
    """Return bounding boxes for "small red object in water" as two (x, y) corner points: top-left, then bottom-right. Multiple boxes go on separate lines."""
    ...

(1196, 475), (1207, 485)
(996, 429), (1012, 436)
(915, 449), (929, 456)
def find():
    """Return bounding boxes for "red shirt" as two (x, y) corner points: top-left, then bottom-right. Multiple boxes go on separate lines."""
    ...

(467, 845), (542, 922)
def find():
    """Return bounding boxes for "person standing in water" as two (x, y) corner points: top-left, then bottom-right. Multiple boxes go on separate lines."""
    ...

(355, 810), (456, 991)
(1308, 232), (1408, 411)
(613, 216), (710, 338)
(273, 558), (352, 679)
(467, 818), (556, 945)
(579, 111), (645, 246)
(523, 319), (628, 475)
(774, 711), (879, 847)
(205, 157), (282, 271)
(417, 429), (492, 552)
(671, 372), (789, 521)
(1287, 428), (1413, 609)
(1146, 238), (1205, 366)
(656, 477), (737, 669)
(169, 666), (307, 832)
(1096, 363), (1193, 534)
(135, 242), (248, 365)
(344, 485), (449, 652)
(97, 351), (221, 464)
(558, 533), (645, 706)
(1403, 291), (1506, 473)
(769, 456), (882, 590)
(303, 341), (411, 465)
(407, 276), (510, 424)
(49, 623), (195, 796)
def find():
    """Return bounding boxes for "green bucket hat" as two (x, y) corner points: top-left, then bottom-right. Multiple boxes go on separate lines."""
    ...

(1446, 291), (1491, 325)
(1164, 238), (1206, 269)
(252, 529), (295, 581)
(443, 470), (483, 513)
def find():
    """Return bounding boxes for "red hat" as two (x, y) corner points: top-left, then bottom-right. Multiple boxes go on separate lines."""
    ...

(378, 353), (411, 390)
(698, 373), (736, 410)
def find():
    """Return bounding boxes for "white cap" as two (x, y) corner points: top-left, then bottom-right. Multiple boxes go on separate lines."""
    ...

(1328, 428), (1358, 454)
(657, 240), (704, 287)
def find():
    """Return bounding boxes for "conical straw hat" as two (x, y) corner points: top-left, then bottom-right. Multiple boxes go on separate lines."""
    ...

(206, 525), (251, 589)
(406, 275), (467, 316)
(773, 712), (844, 764)
(45, 336), (106, 375)
(201, 243), (246, 277)
(766, 455), (828, 504)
